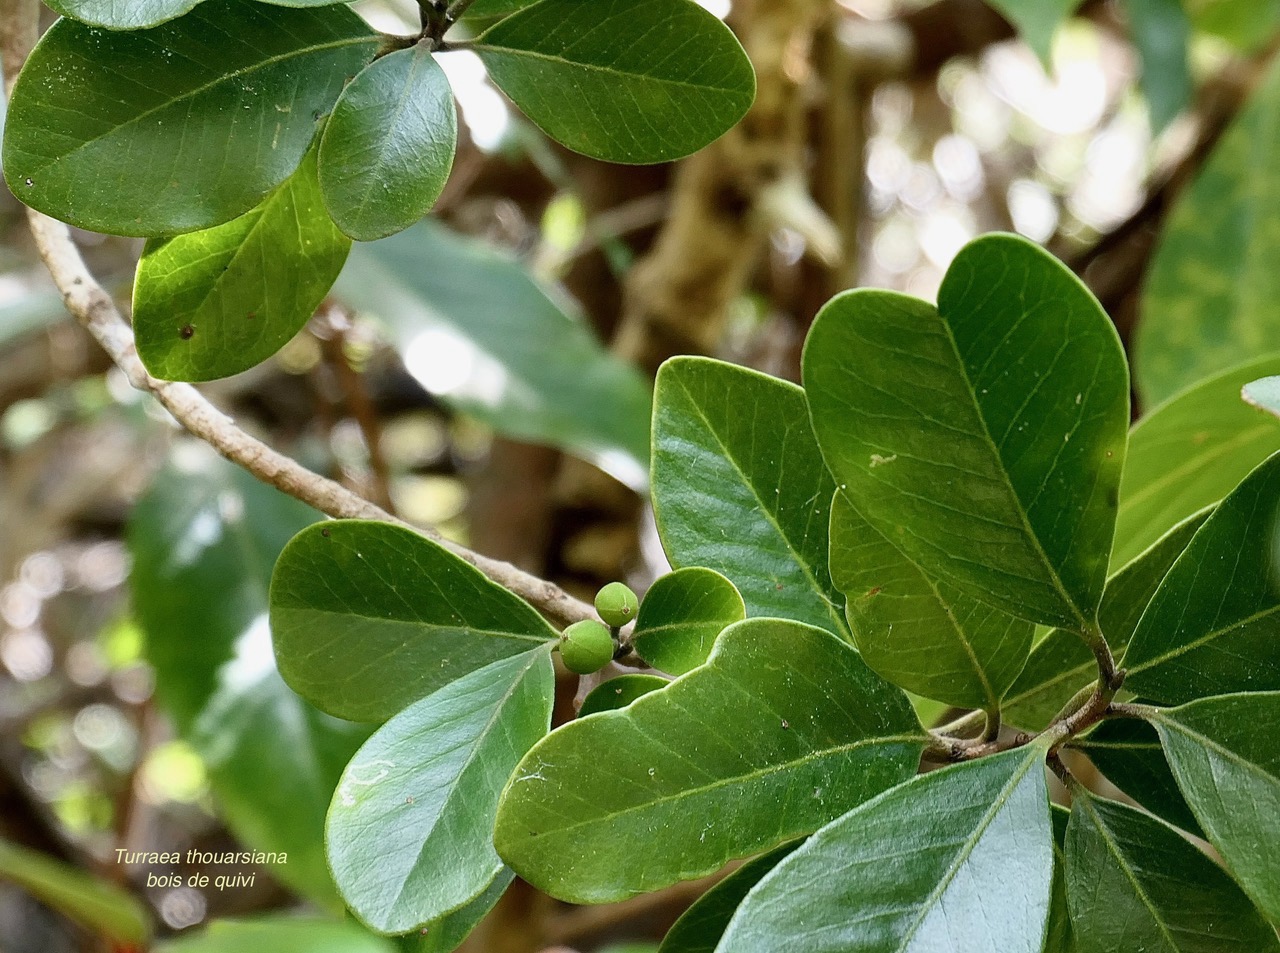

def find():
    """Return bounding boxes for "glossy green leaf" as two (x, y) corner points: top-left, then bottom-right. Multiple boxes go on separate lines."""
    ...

(463, 0), (534, 19)
(337, 221), (650, 486)
(1115, 355), (1280, 568)
(318, 46), (456, 242)
(494, 619), (923, 904)
(1152, 692), (1280, 922)
(133, 147), (350, 382)
(43, 0), (197, 29)
(631, 568), (746, 675)
(415, 869), (514, 953)
(830, 491), (1034, 711)
(1185, 0), (1280, 50)
(1077, 718), (1201, 835)
(475, 0), (755, 164)
(579, 674), (669, 718)
(155, 918), (397, 953)
(718, 746), (1054, 953)
(1046, 805), (1076, 953)
(2, 0), (377, 237)
(984, 0), (1083, 63)
(0, 838), (150, 944)
(658, 845), (797, 953)
(652, 357), (845, 635)
(130, 447), (368, 906)
(1065, 790), (1279, 952)
(1004, 510), (1208, 730)
(1136, 56), (1280, 405)
(1125, 452), (1280, 703)
(804, 233), (1129, 632)
(328, 650), (553, 934)
(270, 519), (558, 722)
(1125, 0), (1193, 133)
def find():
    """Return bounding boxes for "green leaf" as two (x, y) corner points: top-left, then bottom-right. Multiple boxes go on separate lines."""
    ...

(43, 0), (198, 29)
(1124, 0), (1193, 133)
(494, 619), (923, 904)
(414, 869), (514, 953)
(1125, 451), (1280, 703)
(804, 233), (1129, 632)
(155, 918), (397, 953)
(1046, 805), (1076, 953)
(984, 0), (1084, 63)
(0, 838), (151, 944)
(1185, 0), (1280, 50)
(1152, 691), (1280, 922)
(475, 0), (755, 164)
(336, 221), (650, 486)
(1065, 789), (1280, 952)
(1077, 718), (1202, 835)
(130, 446), (368, 906)
(718, 746), (1054, 953)
(658, 844), (797, 953)
(579, 674), (669, 717)
(328, 650), (553, 934)
(270, 519), (558, 723)
(631, 568), (746, 675)
(1135, 56), (1280, 405)
(830, 491), (1034, 711)
(318, 46), (456, 242)
(651, 357), (846, 635)
(1004, 509), (1208, 730)
(463, 0), (534, 20)
(133, 146), (350, 382)
(1115, 355), (1280, 569)
(1, 0), (377, 236)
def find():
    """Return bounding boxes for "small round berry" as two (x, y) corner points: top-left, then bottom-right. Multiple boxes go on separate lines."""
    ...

(559, 620), (616, 674)
(594, 582), (639, 627)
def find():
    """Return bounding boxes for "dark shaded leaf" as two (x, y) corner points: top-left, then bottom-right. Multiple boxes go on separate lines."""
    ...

(1065, 790), (1279, 952)
(1126, 452), (1280, 703)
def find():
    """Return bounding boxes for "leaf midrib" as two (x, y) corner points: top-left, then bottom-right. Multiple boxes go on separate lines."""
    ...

(934, 310), (1089, 633)
(673, 378), (846, 636)
(31, 34), (377, 177)
(1127, 602), (1280, 676)
(386, 650), (545, 918)
(893, 750), (1040, 953)
(1075, 796), (1180, 952)
(278, 604), (551, 646)
(474, 43), (745, 97)
(1158, 717), (1278, 788)
(521, 733), (924, 839)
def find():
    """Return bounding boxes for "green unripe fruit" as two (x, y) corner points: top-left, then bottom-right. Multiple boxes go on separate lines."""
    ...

(594, 582), (639, 627)
(559, 620), (616, 674)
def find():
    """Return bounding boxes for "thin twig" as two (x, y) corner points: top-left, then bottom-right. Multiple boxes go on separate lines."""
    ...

(0, 0), (593, 628)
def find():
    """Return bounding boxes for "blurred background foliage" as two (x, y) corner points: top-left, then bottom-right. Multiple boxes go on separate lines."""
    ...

(0, 0), (1278, 950)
